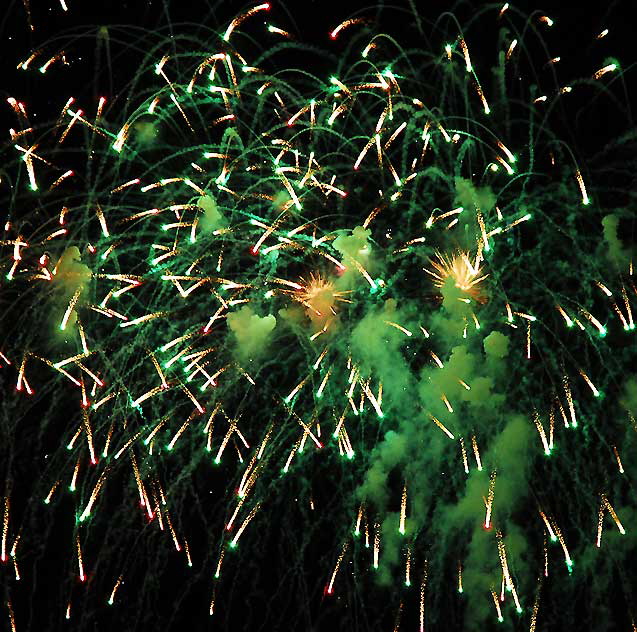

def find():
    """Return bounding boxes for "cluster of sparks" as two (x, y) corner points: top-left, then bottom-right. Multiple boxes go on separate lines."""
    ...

(1, 2), (634, 630)
(426, 250), (489, 304)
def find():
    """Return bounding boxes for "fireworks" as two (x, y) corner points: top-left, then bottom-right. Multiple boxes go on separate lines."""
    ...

(426, 250), (488, 303)
(1, 1), (636, 630)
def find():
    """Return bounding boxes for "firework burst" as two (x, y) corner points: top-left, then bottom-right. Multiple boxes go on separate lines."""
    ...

(1, 2), (636, 631)
(426, 250), (489, 303)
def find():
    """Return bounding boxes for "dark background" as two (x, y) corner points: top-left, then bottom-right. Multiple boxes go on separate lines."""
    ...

(1, 1), (635, 631)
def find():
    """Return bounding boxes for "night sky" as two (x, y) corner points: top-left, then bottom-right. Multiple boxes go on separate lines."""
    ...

(1, 1), (636, 631)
